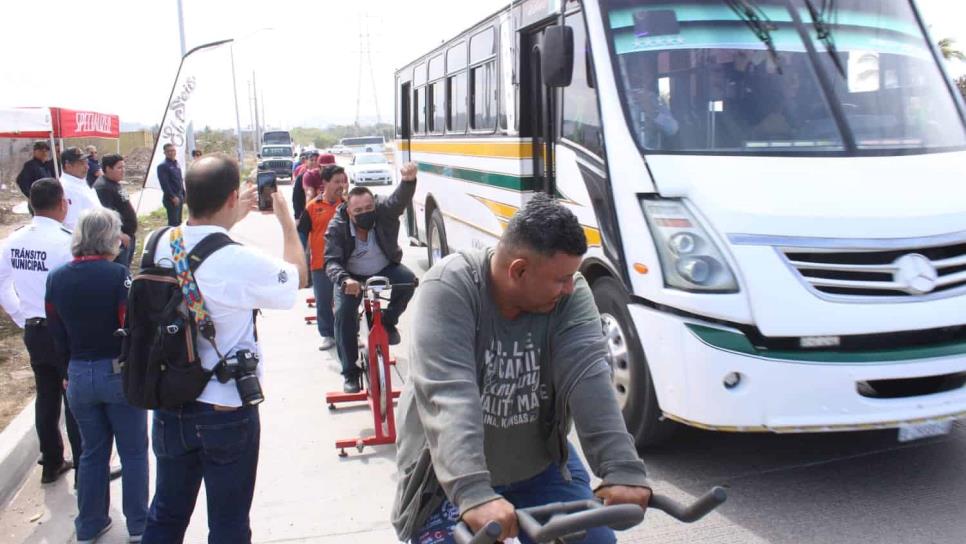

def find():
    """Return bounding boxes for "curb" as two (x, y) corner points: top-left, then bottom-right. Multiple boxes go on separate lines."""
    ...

(0, 395), (38, 508)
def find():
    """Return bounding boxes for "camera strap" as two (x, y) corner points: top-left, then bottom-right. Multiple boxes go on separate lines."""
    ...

(170, 227), (227, 363)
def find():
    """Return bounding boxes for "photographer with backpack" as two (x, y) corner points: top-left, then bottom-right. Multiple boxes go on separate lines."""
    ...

(136, 154), (306, 544)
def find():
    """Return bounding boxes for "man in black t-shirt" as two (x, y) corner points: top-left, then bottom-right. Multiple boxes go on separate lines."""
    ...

(93, 154), (138, 267)
(16, 141), (57, 199)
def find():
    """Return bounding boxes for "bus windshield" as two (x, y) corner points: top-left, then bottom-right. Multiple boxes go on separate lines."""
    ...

(602, 0), (966, 154)
(341, 137), (384, 146)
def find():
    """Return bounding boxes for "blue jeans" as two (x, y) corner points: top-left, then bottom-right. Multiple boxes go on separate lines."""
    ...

(412, 443), (616, 544)
(334, 262), (416, 379)
(311, 268), (335, 338)
(66, 358), (149, 540)
(142, 402), (260, 544)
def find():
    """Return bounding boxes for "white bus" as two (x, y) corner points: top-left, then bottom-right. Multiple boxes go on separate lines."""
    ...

(341, 136), (387, 154)
(394, 0), (966, 447)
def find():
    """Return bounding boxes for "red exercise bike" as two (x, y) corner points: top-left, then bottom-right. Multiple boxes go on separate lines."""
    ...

(324, 276), (415, 457)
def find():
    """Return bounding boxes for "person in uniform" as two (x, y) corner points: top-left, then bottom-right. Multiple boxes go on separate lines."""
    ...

(0, 178), (82, 484)
(60, 147), (103, 231)
(15, 141), (56, 199)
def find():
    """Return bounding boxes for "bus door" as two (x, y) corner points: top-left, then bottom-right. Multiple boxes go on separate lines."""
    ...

(399, 80), (417, 237)
(521, 26), (557, 197)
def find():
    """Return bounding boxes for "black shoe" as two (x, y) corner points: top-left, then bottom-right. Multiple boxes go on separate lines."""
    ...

(41, 460), (73, 484)
(343, 376), (362, 394)
(385, 325), (401, 345)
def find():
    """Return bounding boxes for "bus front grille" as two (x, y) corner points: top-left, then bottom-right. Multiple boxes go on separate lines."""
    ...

(781, 239), (966, 301)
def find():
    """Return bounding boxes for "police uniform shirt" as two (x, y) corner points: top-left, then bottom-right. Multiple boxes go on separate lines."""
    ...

(0, 217), (73, 327)
(61, 172), (103, 231)
(147, 225), (299, 407)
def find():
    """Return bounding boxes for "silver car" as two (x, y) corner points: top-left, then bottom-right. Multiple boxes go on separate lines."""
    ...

(347, 153), (393, 186)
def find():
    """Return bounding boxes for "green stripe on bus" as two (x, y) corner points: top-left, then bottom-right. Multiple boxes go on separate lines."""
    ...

(686, 324), (966, 364)
(417, 162), (538, 192)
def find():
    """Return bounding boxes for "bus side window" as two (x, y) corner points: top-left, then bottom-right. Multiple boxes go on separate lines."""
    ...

(471, 61), (497, 130)
(448, 72), (468, 133)
(562, 12), (603, 156)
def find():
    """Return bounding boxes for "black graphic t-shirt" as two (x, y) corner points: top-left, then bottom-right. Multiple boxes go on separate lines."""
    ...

(480, 317), (553, 483)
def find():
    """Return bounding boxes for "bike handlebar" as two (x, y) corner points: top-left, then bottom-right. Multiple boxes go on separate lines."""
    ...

(363, 276), (419, 296)
(453, 487), (727, 544)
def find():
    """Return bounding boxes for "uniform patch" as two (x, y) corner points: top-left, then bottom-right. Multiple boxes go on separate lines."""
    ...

(124, 276), (133, 289)
(277, 270), (288, 284)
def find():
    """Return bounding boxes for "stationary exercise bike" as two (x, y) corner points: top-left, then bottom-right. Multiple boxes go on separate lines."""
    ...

(324, 276), (415, 457)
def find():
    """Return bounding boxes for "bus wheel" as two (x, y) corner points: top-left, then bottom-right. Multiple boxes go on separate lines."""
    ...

(426, 208), (449, 268)
(591, 276), (675, 449)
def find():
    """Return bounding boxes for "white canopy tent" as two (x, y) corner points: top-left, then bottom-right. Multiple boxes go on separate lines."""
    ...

(0, 107), (59, 177)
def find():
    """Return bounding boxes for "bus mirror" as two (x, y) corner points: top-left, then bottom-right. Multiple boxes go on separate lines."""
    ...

(542, 25), (574, 88)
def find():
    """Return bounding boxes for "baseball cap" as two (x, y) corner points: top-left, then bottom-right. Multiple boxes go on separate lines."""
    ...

(319, 153), (336, 165)
(61, 146), (88, 164)
(33, 140), (51, 151)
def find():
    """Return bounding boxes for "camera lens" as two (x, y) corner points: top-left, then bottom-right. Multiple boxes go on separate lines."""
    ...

(235, 373), (264, 405)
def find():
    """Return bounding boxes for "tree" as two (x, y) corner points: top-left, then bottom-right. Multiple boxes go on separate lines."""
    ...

(938, 38), (966, 62)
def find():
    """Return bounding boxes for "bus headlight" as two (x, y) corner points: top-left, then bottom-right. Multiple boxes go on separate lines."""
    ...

(641, 198), (739, 293)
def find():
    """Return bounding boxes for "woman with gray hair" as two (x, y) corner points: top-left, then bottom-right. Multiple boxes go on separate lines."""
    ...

(46, 208), (148, 543)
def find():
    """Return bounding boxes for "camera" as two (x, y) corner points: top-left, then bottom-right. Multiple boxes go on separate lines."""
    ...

(215, 349), (264, 405)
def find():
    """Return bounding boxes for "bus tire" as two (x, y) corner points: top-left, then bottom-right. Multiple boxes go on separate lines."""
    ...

(426, 208), (449, 268)
(591, 276), (675, 449)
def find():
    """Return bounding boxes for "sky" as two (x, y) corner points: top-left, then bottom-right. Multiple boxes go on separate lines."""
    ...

(0, 0), (963, 131)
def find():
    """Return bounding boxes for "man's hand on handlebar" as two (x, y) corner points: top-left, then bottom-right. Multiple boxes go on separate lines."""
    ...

(462, 498), (518, 542)
(595, 485), (652, 510)
(343, 278), (362, 296)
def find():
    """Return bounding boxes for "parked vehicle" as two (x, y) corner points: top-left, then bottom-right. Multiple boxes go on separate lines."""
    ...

(394, 0), (966, 447)
(258, 144), (294, 180)
(341, 136), (386, 154)
(262, 130), (292, 146)
(347, 152), (394, 186)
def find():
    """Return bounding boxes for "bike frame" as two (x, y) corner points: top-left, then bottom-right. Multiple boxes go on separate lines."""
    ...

(325, 278), (402, 457)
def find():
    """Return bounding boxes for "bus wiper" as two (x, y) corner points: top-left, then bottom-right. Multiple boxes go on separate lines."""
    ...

(802, 0), (846, 77)
(725, 0), (783, 74)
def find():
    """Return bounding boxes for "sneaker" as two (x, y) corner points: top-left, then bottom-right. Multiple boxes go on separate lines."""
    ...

(319, 336), (336, 350)
(385, 325), (401, 346)
(343, 376), (362, 394)
(41, 460), (73, 484)
(77, 520), (112, 543)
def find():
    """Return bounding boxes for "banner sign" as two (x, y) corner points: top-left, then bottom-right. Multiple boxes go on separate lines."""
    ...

(51, 107), (120, 138)
(143, 39), (233, 191)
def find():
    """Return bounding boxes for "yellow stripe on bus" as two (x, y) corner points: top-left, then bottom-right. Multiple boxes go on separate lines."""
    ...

(400, 140), (533, 159)
(471, 196), (602, 248)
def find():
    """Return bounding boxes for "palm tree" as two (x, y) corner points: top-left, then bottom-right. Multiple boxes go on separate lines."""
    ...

(938, 38), (966, 62)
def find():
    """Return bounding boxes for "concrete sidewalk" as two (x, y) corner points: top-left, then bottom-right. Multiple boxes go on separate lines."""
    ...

(0, 185), (419, 543)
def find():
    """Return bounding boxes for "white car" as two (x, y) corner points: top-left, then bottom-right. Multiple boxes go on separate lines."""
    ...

(346, 152), (393, 186)
(330, 144), (352, 155)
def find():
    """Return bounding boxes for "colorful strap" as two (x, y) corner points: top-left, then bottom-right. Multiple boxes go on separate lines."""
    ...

(170, 227), (214, 338)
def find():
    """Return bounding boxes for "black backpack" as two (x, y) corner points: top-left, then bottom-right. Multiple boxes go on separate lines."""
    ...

(120, 227), (236, 409)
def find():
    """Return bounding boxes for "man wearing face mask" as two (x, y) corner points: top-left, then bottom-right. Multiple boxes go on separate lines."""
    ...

(324, 162), (418, 393)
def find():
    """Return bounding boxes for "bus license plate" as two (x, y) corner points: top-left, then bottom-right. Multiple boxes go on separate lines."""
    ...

(897, 420), (953, 443)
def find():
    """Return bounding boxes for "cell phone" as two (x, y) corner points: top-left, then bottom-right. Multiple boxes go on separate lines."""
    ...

(257, 171), (277, 211)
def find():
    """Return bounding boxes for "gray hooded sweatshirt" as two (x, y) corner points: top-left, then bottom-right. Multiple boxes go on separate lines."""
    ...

(391, 249), (647, 540)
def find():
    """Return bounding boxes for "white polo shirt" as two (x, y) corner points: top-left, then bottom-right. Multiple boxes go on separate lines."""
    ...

(61, 172), (102, 230)
(0, 216), (73, 327)
(147, 225), (299, 407)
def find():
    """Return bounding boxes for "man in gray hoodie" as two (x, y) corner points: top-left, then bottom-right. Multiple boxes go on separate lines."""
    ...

(392, 194), (650, 543)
